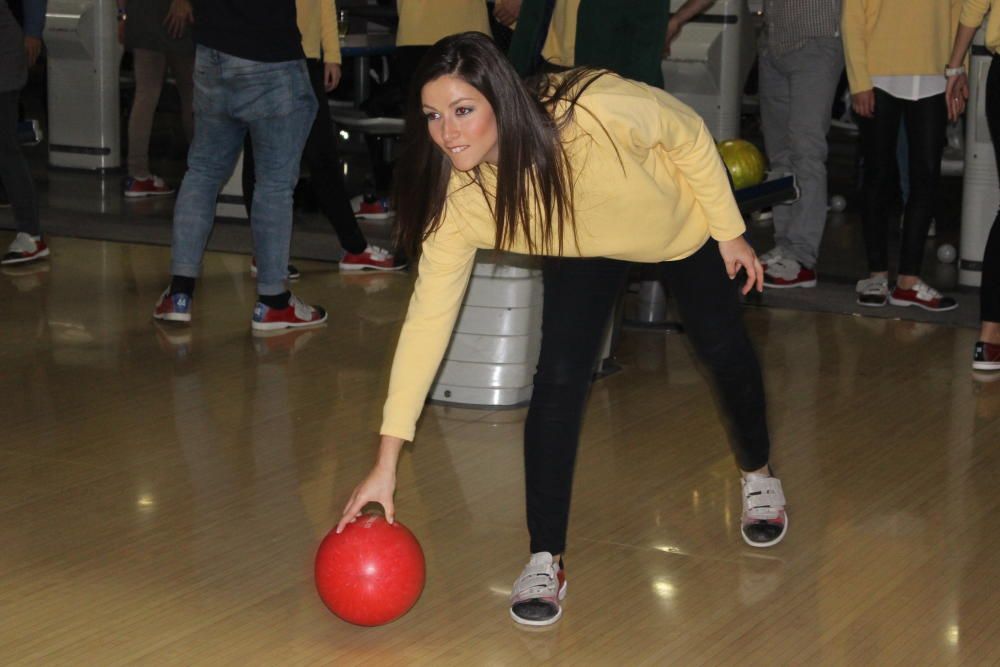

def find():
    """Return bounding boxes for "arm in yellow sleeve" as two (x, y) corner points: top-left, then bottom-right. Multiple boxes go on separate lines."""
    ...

(647, 89), (746, 242)
(380, 209), (478, 442)
(321, 0), (342, 64)
(841, 0), (873, 93)
(959, 0), (990, 29)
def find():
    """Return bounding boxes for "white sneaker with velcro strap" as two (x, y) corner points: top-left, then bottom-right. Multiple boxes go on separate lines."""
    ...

(509, 552), (566, 626)
(741, 474), (788, 548)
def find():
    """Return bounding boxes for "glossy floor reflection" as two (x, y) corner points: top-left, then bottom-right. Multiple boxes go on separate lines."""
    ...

(2, 237), (998, 665)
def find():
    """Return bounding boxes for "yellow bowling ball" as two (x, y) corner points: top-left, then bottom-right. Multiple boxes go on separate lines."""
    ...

(717, 139), (767, 190)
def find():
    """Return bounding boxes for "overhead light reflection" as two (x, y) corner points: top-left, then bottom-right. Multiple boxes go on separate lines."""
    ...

(137, 494), (155, 509)
(947, 625), (959, 646)
(652, 577), (675, 600)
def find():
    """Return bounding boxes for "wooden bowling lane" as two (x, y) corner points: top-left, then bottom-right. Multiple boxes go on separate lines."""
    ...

(2, 237), (999, 664)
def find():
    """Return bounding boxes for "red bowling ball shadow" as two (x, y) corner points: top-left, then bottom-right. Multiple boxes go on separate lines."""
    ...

(315, 515), (426, 626)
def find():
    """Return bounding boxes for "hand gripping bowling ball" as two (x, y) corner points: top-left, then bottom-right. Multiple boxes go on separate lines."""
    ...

(717, 139), (767, 190)
(315, 515), (425, 626)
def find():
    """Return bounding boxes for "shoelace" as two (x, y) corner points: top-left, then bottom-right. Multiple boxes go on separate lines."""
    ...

(367, 245), (392, 260)
(289, 295), (314, 319)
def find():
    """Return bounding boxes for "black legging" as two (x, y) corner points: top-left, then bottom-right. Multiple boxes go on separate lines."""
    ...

(982, 56), (1000, 323)
(0, 89), (38, 236)
(859, 88), (947, 276)
(524, 240), (771, 555)
(242, 58), (367, 255)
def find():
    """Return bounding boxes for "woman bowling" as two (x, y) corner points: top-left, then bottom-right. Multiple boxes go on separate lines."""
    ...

(336, 32), (786, 627)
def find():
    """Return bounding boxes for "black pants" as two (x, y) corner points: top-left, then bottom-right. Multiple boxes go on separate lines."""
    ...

(0, 89), (38, 235)
(982, 56), (1000, 323)
(242, 59), (367, 255)
(525, 240), (771, 555)
(859, 88), (947, 276)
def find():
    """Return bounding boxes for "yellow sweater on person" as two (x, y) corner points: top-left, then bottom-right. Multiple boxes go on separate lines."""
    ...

(395, 0), (491, 47)
(379, 73), (746, 441)
(541, 0), (581, 66)
(841, 0), (962, 93)
(298, 0), (341, 63)
(960, 0), (1000, 53)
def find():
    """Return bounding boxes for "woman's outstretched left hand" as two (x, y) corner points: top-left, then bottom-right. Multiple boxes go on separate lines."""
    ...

(717, 237), (763, 295)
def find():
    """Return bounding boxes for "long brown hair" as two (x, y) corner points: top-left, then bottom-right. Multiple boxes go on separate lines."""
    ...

(394, 32), (609, 259)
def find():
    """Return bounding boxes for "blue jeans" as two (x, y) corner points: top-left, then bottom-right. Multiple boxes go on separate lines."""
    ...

(171, 46), (317, 295)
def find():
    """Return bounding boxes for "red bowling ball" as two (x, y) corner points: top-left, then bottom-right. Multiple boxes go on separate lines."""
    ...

(315, 514), (425, 626)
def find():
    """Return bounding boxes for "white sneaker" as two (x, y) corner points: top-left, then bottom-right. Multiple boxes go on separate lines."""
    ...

(509, 552), (566, 626)
(856, 276), (889, 307)
(741, 473), (788, 548)
(2, 232), (50, 266)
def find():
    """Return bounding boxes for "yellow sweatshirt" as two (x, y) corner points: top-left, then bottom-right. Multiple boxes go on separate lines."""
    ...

(842, 0), (962, 93)
(395, 0), (492, 47)
(380, 74), (746, 441)
(298, 0), (341, 64)
(541, 0), (581, 66)
(960, 0), (1000, 53)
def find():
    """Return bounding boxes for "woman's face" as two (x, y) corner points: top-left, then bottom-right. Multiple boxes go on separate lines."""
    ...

(421, 74), (499, 171)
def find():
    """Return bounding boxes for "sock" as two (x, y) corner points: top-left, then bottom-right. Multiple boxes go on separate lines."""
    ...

(170, 275), (196, 296)
(258, 291), (291, 309)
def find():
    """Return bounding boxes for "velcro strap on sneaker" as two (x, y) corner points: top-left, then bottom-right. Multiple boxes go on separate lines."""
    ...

(511, 568), (557, 603)
(743, 477), (786, 512)
(914, 281), (940, 301)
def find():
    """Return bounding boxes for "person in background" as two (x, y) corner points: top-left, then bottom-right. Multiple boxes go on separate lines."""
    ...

(152, 0), (326, 331)
(1, 0), (46, 266)
(668, 0), (844, 290)
(946, 0), (1000, 371)
(241, 0), (403, 276)
(394, 0), (492, 94)
(118, 0), (195, 198)
(509, 0), (670, 86)
(842, 0), (961, 312)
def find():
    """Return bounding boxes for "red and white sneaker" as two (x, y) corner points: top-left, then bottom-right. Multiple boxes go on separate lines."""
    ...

(509, 552), (567, 626)
(741, 473), (788, 548)
(152, 288), (192, 323)
(250, 257), (301, 280)
(124, 175), (175, 198)
(351, 195), (392, 219)
(251, 294), (327, 331)
(763, 256), (817, 289)
(2, 232), (50, 266)
(888, 280), (958, 312)
(973, 341), (1000, 371)
(339, 245), (406, 272)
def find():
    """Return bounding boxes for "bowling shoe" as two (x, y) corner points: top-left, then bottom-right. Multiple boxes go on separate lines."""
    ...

(741, 473), (788, 548)
(509, 552), (566, 626)
(888, 280), (958, 312)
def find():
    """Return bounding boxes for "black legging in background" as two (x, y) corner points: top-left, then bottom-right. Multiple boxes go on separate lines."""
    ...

(0, 89), (38, 235)
(524, 240), (771, 556)
(859, 88), (947, 277)
(242, 58), (368, 255)
(982, 55), (1000, 323)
